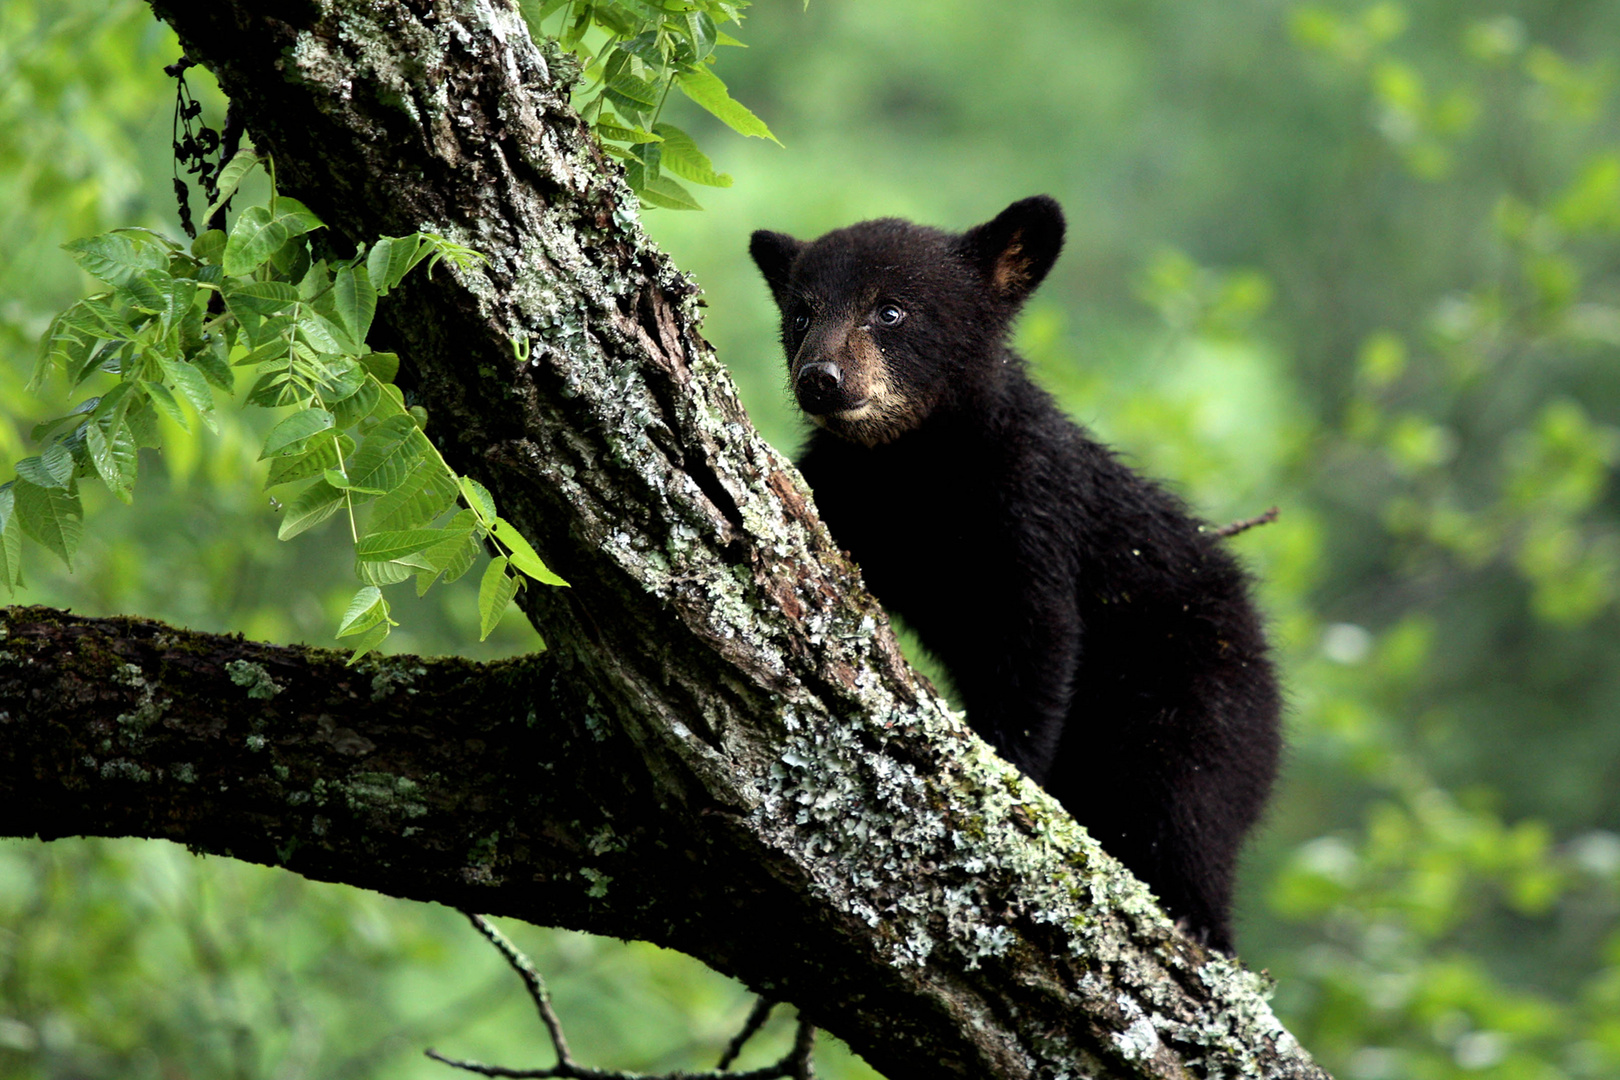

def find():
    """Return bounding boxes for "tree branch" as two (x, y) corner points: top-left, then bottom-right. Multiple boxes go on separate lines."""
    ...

(2, 0), (1332, 1076)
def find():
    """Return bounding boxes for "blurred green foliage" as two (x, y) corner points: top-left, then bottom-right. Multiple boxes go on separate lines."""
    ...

(4, 0), (1620, 1078)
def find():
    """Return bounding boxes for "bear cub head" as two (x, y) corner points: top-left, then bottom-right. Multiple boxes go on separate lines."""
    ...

(750, 196), (1065, 447)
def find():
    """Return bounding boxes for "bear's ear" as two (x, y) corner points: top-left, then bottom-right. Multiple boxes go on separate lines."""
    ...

(749, 230), (803, 310)
(958, 196), (1065, 304)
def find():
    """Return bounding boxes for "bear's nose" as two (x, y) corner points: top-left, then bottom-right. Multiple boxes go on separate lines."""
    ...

(795, 361), (844, 414)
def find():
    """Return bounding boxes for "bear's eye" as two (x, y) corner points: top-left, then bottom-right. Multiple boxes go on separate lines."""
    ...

(791, 311), (810, 333)
(875, 304), (906, 327)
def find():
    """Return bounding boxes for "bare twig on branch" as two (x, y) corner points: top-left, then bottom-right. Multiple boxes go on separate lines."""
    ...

(1213, 506), (1280, 539)
(426, 915), (815, 1080)
(716, 998), (775, 1070)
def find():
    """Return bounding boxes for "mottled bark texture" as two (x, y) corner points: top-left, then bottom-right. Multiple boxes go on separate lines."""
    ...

(0, 1), (1332, 1077)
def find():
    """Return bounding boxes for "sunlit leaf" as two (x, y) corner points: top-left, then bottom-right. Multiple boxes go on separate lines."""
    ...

(336, 585), (387, 637)
(13, 478), (82, 569)
(61, 233), (169, 286)
(493, 516), (568, 586)
(276, 479), (346, 540)
(260, 408), (335, 459)
(478, 556), (520, 640)
(676, 65), (779, 143)
(204, 146), (261, 220)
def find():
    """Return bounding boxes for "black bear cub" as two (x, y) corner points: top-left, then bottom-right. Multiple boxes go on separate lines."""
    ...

(750, 197), (1281, 953)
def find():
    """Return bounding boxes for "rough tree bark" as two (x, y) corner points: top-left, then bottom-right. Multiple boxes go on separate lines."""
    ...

(0, 1), (1331, 1078)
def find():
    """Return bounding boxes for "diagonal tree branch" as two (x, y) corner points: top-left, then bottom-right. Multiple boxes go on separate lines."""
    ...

(2, 0), (1332, 1076)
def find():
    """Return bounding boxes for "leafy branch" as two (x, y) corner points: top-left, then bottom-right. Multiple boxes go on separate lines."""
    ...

(3, 148), (565, 660)
(520, 0), (780, 209)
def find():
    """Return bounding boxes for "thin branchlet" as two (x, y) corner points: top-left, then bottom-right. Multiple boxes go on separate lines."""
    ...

(716, 998), (774, 1070)
(461, 911), (575, 1064)
(1212, 506), (1280, 539)
(429, 914), (817, 1080)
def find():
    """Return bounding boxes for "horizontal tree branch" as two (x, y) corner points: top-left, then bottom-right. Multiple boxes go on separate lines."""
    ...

(3, 604), (1319, 1079)
(3, 0), (1334, 1076)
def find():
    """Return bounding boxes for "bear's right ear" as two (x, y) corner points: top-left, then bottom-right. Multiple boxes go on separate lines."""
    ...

(959, 195), (1065, 305)
(749, 230), (803, 310)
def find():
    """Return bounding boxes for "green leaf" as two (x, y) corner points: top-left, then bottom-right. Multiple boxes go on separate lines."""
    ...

(356, 558), (416, 586)
(204, 146), (261, 219)
(13, 477), (82, 569)
(162, 276), (199, 330)
(414, 512), (483, 593)
(315, 357), (366, 403)
(298, 311), (359, 357)
(367, 462), (459, 532)
(494, 516), (568, 585)
(561, 1), (591, 48)
(277, 478), (346, 540)
(653, 123), (733, 187)
(361, 352), (400, 382)
(591, 2), (638, 36)
(615, 30), (666, 66)
(124, 270), (172, 315)
(111, 227), (184, 253)
(376, 381), (408, 416)
(606, 69), (662, 109)
(459, 475), (497, 522)
(192, 229), (227, 264)
(143, 381), (189, 431)
(225, 280), (299, 318)
(125, 394), (162, 448)
(0, 486), (23, 593)
(348, 415), (427, 496)
(265, 432), (352, 489)
(366, 237), (429, 295)
(158, 356), (219, 432)
(234, 336), (294, 370)
(676, 65), (779, 143)
(192, 340), (236, 393)
(322, 468), (385, 494)
(635, 170), (704, 211)
(15, 445), (74, 490)
(478, 556), (521, 640)
(682, 10), (718, 61)
(260, 408), (336, 459)
(356, 527), (471, 563)
(69, 338), (125, 391)
(336, 585), (387, 637)
(345, 621), (392, 665)
(89, 381), (136, 424)
(84, 418), (138, 503)
(333, 265), (377, 344)
(36, 318), (94, 390)
(596, 119), (663, 144)
(245, 369), (304, 409)
(29, 399), (97, 444)
(223, 200), (324, 277)
(329, 378), (382, 429)
(64, 294), (136, 338)
(221, 205), (277, 277)
(62, 233), (169, 286)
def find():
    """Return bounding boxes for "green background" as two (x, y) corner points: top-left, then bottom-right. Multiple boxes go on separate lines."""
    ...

(4, 1), (1620, 1077)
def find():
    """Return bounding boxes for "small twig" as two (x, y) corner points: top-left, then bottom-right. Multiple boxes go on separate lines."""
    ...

(424, 1050), (557, 1078)
(460, 911), (575, 1066)
(1212, 506), (1279, 539)
(429, 914), (819, 1080)
(716, 998), (775, 1070)
(786, 1021), (816, 1080)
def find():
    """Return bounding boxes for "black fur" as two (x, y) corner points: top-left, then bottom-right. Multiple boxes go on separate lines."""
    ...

(750, 197), (1281, 953)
